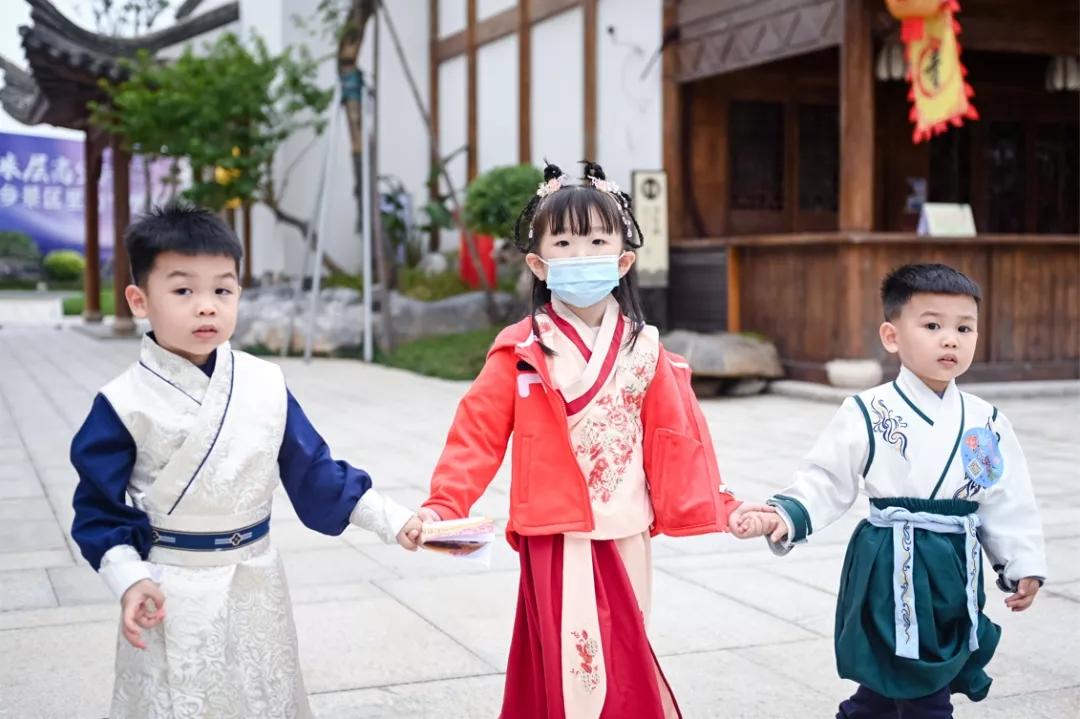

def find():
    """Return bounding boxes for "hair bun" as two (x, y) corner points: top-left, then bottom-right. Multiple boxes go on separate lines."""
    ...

(580, 160), (606, 181)
(542, 163), (564, 182)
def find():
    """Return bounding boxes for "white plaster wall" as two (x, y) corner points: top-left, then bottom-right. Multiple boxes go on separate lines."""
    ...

(596, 0), (663, 193)
(438, 55), (467, 250)
(477, 34), (519, 173)
(479, 0), (517, 21)
(439, 0), (467, 38)
(531, 8), (583, 172)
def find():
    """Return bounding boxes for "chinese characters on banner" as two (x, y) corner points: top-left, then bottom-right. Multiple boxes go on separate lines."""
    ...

(887, 0), (979, 143)
(0, 131), (178, 260)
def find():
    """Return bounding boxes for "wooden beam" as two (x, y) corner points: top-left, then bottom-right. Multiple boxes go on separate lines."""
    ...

(583, 0), (597, 160)
(111, 137), (135, 335)
(726, 247), (740, 332)
(466, 0), (478, 180)
(661, 0), (684, 243)
(435, 0), (582, 64)
(518, 0), (531, 164)
(839, 0), (873, 232)
(429, 0), (440, 251)
(82, 131), (102, 323)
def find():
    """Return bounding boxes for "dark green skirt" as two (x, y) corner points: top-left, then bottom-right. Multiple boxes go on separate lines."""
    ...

(834, 498), (1001, 702)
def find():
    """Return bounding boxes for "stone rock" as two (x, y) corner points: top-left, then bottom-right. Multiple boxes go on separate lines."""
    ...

(727, 378), (769, 397)
(660, 330), (783, 379)
(416, 252), (450, 276)
(234, 285), (525, 355)
(825, 359), (883, 389)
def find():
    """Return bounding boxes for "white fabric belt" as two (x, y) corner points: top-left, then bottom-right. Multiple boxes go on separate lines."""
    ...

(867, 504), (982, 660)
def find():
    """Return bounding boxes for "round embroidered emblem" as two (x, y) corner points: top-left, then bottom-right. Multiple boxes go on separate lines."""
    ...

(960, 427), (1004, 488)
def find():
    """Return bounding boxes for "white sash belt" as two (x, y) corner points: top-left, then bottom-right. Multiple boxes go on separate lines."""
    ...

(867, 505), (982, 660)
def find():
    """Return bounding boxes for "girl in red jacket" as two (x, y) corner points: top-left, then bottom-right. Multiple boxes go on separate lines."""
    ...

(419, 161), (769, 719)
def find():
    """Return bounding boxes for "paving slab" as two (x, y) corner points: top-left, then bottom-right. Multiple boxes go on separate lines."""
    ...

(0, 325), (1075, 717)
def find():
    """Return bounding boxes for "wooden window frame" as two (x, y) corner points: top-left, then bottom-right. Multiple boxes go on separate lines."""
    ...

(725, 76), (840, 236)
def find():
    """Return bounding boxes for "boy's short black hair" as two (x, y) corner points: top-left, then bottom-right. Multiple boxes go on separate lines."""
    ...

(125, 200), (243, 287)
(881, 263), (982, 321)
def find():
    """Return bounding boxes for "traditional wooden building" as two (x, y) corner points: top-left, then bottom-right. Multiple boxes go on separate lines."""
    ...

(0, 0), (239, 334)
(662, 0), (1079, 383)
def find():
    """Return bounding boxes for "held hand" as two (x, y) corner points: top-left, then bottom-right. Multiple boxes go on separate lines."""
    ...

(728, 503), (776, 540)
(417, 507), (442, 524)
(1005, 577), (1041, 612)
(120, 579), (166, 650)
(732, 511), (783, 540)
(397, 516), (423, 551)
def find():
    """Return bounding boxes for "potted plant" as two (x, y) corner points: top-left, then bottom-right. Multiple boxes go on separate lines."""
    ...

(461, 163), (542, 289)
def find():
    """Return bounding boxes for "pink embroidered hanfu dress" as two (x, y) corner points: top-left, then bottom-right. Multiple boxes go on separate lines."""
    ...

(500, 296), (682, 719)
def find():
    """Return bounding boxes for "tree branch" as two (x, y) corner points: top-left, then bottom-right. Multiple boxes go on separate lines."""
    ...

(263, 198), (347, 276)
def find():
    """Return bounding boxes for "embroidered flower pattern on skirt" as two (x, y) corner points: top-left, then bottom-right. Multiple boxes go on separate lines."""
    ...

(572, 348), (656, 503)
(569, 629), (602, 693)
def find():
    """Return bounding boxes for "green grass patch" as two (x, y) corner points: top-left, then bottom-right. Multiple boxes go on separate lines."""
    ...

(62, 291), (116, 316)
(375, 327), (502, 380)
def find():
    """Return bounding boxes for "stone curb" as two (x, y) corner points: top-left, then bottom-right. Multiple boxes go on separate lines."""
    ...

(768, 379), (1080, 404)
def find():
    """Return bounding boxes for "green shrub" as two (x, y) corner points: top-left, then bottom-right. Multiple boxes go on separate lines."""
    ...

(398, 266), (470, 302)
(0, 231), (42, 263)
(324, 271), (364, 292)
(463, 164), (543, 239)
(43, 250), (85, 282)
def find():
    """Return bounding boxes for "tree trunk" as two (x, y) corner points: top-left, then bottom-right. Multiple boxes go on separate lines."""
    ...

(339, 0), (376, 244)
(370, 11), (395, 353)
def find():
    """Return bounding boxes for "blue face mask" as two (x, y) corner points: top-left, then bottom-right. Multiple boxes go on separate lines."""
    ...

(542, 254), (624, 308)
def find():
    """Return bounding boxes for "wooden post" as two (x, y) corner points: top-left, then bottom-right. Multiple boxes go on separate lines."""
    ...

(83, 132), (102, 323)
(429, 0), (441, 251)
(839, 0), (874, 232)
(518, 0), (531, 164)
(583, 0), (597, 160)
(111, 138), (135, 335)
(726, 246), (740, 333)
(466, 0), (478, 180)
(839, 0), (874, 359)
(242, 202), (252, 287)
(661, 1), (684, 243)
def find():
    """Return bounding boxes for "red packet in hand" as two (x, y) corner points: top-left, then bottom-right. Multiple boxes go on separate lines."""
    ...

(419, 516), (496, 566)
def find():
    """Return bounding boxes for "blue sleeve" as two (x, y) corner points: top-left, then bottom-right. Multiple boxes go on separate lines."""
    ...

(70, 394), (154, 570)
(278, 389), (373, 536)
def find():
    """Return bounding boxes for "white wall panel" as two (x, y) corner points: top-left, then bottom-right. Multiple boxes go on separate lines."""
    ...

(477, 34), (519, 174)
(596, 0), (663, 194)
(438, 56), (468, 249)
(439, 0), (467, 38)
(531, 8), (584, 172)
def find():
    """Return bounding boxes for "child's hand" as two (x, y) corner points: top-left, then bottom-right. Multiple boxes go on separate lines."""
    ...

(1005, 577), (1041, 612)
(120, 578), (166, 650)
(397, 516), (422, 551)
(417, 507), (442, 524)
(732, 510), (782, 540)
(730, 503), (778, 540)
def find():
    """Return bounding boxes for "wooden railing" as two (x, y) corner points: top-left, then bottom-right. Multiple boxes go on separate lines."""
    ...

(671, 233), (1080, 383)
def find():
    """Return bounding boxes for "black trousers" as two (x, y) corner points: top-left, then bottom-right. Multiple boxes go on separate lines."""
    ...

(837, 685), (954, 719)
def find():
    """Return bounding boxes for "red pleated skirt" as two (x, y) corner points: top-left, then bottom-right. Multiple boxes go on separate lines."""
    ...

(499, 534), (681, 719)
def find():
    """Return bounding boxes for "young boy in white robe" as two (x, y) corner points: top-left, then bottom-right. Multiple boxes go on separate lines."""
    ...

(70, 202), (423, 719)
(736, 263), (1047, 719)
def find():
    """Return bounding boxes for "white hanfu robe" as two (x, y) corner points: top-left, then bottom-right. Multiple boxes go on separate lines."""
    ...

(71, 336), (413, 719)
(766, 365), (1047, 701)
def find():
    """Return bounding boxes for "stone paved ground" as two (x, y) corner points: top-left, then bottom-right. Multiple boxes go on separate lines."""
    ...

(0, 325), (1077, 718)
